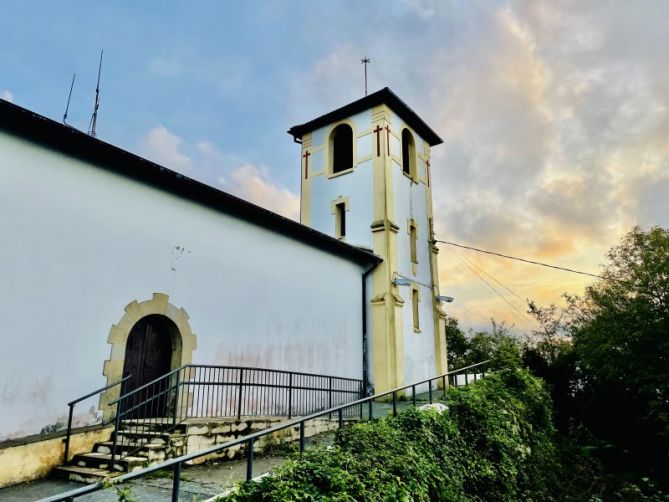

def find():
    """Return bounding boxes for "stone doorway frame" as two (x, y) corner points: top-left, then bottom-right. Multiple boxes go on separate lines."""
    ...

(99, 293), (197, 420)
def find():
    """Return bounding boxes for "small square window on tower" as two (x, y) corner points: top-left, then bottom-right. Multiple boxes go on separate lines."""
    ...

(412, 287), (420, 332)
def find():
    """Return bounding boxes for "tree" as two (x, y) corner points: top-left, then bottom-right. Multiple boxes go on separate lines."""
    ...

(445, 316), (469, 368)
(571, 226), (669, 484)
(523, 302), (579, 433)
(445, 317), (522, 371)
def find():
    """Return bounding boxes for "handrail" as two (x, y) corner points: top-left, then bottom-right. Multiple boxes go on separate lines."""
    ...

(63, 374), (132, 464)
(107, 364), (363, 464)
(68, 375), (132, 407)
(108, 364), (363, 406)
(41, 360), (490, 502)
(107, 365), (186, 406)
(177, 363), (366, 383)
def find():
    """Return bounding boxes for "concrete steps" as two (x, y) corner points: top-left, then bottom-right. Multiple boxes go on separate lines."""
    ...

(52, 416), (343, 484)
(53, 419), (174, 483)
(53, 465), (122, 483)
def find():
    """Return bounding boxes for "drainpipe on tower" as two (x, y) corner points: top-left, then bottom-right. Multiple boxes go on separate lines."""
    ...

(362, 260), (380, 396)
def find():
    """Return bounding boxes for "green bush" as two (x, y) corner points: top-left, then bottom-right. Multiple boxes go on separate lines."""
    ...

(223, 369), (592, 501)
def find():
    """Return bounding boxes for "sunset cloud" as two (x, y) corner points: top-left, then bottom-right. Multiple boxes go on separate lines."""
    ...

(140, 125), (192, 171)
(225, 164), (299, 220)
(424, 1), (669, 331)
(139, 126), (299, 221)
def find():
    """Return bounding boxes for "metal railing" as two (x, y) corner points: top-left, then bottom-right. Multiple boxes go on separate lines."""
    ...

(101, 365), (362, 465)
(42, 360), (489, 502)
(62, 374), (132, 463)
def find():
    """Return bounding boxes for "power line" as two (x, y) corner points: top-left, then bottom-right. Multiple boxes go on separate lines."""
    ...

(449, 248), (541, 329)
(435, 239), (607, 281)
(453, 247), (529, 306)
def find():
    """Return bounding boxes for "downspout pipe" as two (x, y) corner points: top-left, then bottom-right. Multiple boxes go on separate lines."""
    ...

(362, 260), (380, 396)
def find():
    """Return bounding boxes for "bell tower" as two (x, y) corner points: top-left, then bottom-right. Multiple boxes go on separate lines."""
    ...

(288, 88), (448, 393)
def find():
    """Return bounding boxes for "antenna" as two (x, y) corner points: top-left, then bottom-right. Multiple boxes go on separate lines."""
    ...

(361, 57), (370, 96)
(88, 49), (103, 137)
(63, 73), (76, 125)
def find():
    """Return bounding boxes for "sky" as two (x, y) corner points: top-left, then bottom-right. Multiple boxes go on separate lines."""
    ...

(2, 0), (668, 336)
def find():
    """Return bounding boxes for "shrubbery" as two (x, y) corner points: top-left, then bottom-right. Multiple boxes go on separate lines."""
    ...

(223, 369), (593, 501)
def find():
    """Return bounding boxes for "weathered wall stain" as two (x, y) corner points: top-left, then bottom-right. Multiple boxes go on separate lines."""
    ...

(27, 377), (53, 403)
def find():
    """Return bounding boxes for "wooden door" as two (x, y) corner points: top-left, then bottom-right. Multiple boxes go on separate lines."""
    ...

(121, 315), (173, 418)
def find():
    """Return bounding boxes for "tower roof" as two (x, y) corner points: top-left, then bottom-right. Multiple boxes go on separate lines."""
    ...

(288, 87), (443, 146)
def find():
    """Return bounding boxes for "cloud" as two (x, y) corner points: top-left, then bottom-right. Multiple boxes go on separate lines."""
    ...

(1, 90), (14, 102)
(139, 125), (299, 220)
(140, 125), (192, 171)
(224, 164), (299, 220)
(424, 0), (669, 332)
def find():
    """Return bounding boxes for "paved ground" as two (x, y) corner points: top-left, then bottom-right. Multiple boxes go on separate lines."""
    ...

(0, 454), (289, 502)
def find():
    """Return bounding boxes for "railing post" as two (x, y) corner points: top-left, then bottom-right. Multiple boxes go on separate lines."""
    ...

(428, 380), (433, 404)
(328, 377), (332, 420)
(63, 403), (74, 463)
(299, 421), (306, 453)
(111, 406), (122, 466)
(412, 385), (416, 407)
(368, 399), (373, 420)
(246, 438), (254, 481)
(237, 369), (244, 420)
(171, 461), (181, 502)
(392, 391), (397, 417)
(172, 371), (180, 426)
(464, 369), (469, 386)
(338, 408), (343, 429)
(288, 373), (293, 419)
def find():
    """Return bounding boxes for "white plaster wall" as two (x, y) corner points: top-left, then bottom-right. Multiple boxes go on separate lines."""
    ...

(0, 133), (367, 440)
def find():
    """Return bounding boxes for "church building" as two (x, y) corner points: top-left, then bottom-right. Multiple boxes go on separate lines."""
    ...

(0, 87), (448, 445)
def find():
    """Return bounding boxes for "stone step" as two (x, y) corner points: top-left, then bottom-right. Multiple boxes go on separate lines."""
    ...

(119, 419), (189, 434)
(94, 441), (173, 462)
(112, 430), (175, 445)
(71, 452), (148, 473)
(95, 440), (165, 453)
(53, 465), (121, 484)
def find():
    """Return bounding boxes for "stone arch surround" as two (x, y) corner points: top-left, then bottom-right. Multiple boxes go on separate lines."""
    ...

(99, 293), (197, 419)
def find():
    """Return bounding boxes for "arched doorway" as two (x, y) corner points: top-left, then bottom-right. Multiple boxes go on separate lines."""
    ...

(120, 314), (180, 418)
(101, 293), (197, 421)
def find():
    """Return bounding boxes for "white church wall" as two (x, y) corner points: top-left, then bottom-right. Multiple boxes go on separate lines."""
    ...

(0, 132), (367, 440)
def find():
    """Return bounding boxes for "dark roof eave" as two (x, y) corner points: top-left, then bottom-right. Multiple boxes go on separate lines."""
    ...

(0, 99), (381, 268)
(288, 87), (443, 146)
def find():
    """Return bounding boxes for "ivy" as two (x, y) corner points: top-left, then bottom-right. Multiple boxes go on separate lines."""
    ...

(222, 369), (596, 501)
